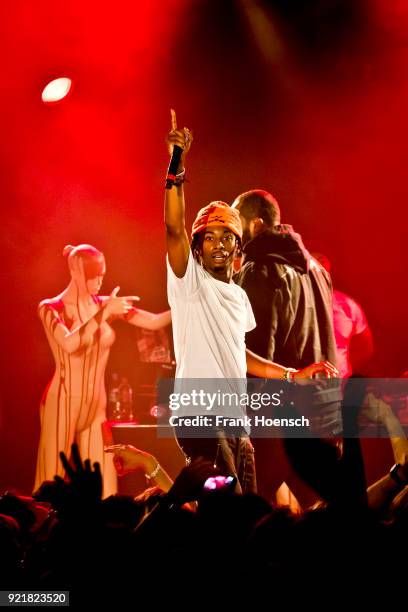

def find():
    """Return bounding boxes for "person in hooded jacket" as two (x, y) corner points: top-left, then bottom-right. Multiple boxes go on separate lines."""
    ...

(232, 189), (340, 507)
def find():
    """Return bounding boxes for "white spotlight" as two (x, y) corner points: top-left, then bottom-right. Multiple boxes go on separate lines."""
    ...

(42, 77), (72, 104)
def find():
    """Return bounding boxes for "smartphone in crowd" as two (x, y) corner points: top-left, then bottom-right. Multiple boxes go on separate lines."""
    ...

(203, 475), (236, 491)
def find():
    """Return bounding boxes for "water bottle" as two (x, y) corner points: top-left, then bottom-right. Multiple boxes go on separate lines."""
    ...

(118, 377), (134, 421)
(108, 372), (121, 421)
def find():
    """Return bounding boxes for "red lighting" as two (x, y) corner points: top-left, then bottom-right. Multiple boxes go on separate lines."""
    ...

(41, 77), (72, 104)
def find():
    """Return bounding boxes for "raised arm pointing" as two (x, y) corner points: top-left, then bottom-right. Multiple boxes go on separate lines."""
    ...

(164, 109), (193, 278)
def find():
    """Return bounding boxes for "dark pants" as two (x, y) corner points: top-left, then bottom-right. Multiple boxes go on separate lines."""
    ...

(176, 430), (257, 495)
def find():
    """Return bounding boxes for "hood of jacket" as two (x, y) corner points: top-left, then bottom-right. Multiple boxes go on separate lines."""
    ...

(243, 225), (310, 273)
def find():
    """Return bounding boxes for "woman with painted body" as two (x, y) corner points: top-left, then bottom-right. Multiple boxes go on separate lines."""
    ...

(34, 244), (171, 497)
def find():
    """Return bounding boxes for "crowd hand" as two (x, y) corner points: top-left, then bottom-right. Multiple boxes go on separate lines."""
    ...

(166, 458), (216, 505)
(361, 392), (397, 425)
(134, 459), (215, 536)
(56, 443), (103, 516)
(33, 479), (74, 519)
(293, 361), (339, 384)
(165, 109), (193, 170)
(392, 439), (408, 467)
(398, 458), (408, 483)
(360, 394), (408, 465)
(104, 444), (156, 477)
(105, 286), (140, 317)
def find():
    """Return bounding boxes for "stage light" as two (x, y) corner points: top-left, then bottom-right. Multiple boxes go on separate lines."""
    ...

(41, 77), (72, 104)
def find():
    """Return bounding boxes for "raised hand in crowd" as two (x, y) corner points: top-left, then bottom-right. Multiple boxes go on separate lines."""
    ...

(360, 392), (408, 466)
(49, 443), (103, 520)
(104, 444), (173, 492)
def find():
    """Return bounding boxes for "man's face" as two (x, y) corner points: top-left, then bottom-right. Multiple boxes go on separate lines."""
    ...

(198, 226), (238, 275)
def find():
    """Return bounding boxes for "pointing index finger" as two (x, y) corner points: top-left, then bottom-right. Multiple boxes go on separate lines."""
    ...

(170, 108), (177, 131)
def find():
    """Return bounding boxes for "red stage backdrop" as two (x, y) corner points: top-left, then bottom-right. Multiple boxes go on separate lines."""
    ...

(0, 0), (407, 492)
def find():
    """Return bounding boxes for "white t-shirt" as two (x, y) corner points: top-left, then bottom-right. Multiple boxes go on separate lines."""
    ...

(167, 251), (256, 380)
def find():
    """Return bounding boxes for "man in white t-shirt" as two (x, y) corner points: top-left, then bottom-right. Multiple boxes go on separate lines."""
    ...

(164, 111), (338, 493)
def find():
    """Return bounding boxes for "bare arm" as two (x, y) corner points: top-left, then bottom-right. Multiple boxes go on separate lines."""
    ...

(145, 464), (173, 493)
(39, 288), (136, 355)
(246, 349), (286, 378)
(246, 348), (338, 380)
(165, 109), (192, 278)
(367, 461), (408, 513)
(361, 392), (408, 465)
(126, 308), (171, 330)
(367, 474), (403, 512)
(105, 444), (173, 493)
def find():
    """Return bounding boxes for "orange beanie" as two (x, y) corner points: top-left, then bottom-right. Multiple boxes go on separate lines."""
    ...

(191, 201), (242, 239)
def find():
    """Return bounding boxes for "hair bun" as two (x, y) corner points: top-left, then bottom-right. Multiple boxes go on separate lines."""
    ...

(62, 244), (75, 257)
